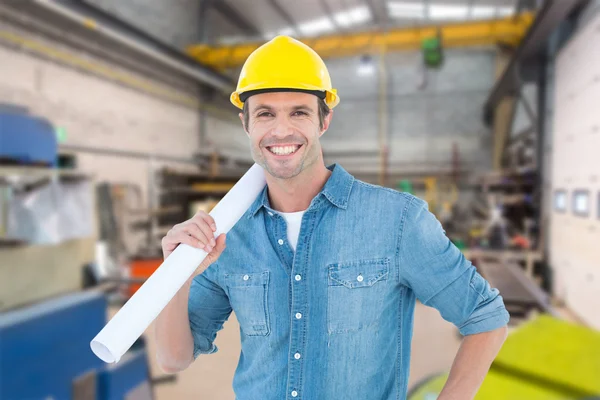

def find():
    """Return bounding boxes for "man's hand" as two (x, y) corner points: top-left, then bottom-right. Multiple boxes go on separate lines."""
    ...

(161, 211), (226, 276)
(154, 212), (227, 373)
(438, 326), (508, 400)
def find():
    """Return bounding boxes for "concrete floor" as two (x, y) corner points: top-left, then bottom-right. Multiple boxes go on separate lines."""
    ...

(144, 302), (461, 400)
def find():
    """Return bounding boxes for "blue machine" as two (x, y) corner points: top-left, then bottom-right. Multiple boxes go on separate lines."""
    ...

(97, 348), (152, 400)
(0, 291), (153, 400)
(0, 104), (58, 166)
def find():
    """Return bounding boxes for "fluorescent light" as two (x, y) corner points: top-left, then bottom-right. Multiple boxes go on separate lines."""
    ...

(470, 5), (495, 19)
(496, 6), (515, 17)
(299, 17), (335, 36)
(333, 6), (371, 27)
(357, 55), (375, 76)
(357, 63), (375, 76)
(430, 4), (468, 20)
(387, 2), (425, 19)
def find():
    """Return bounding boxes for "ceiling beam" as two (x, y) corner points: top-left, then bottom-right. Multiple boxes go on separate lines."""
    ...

(212, 0), (261, 37)
(267, 0), (300, 35)
(320, 0), (342, 31)
(364, 0), (384, 27)
(484, 0), (587, 116)
(187, 13), (534, 70)
(198, 0), (211, 43)
(29, 0), (233, 91)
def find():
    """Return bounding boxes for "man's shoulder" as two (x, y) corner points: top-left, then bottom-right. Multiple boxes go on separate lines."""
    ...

(349, 178), (423, 210)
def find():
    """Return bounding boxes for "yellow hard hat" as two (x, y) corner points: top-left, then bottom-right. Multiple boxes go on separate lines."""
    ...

(230, 35), (339, 110)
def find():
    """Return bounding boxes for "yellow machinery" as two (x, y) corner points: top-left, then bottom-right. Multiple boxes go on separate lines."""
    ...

(187, 13), (534, 71)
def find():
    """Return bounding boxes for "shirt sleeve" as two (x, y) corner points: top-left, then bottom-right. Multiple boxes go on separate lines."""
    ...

(398, 196), (510, 336)
(188, 263), (233, 358)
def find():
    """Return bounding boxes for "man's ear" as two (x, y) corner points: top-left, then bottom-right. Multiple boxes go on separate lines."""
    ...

(320, 110), (333, 137)
(239, 113), (249, 136)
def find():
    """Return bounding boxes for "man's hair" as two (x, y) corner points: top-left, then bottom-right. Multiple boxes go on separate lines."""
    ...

(242, 96), (330, 131)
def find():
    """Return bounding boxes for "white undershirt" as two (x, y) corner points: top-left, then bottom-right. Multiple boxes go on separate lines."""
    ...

(278, 210), (306, 252)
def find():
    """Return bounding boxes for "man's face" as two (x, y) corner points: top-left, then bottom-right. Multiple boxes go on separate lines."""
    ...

(241, 92), (331, 180)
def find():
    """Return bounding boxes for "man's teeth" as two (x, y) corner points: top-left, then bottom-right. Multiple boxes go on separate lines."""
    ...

(269, 145), (299, 155)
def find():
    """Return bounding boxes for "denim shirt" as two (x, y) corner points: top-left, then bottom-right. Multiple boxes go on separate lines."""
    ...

(188, 164), (509, 400)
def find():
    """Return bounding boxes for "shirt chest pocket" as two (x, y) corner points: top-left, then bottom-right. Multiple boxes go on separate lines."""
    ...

(327, 258), (390, 334)
(225, 271), (270, 336)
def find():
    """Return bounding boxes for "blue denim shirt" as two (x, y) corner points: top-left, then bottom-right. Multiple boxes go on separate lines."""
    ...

(188, 164), (509, 400)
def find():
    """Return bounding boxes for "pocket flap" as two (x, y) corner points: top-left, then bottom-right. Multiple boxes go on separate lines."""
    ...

(224, 271), (269, 288)
(329, 258), (389, 289)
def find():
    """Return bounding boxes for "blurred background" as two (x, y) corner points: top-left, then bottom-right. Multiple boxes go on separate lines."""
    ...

(0, 0), (599, 399)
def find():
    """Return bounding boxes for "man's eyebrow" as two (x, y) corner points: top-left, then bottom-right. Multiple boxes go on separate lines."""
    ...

(252, 104), (274, 113)
(291, 105), (314, 112)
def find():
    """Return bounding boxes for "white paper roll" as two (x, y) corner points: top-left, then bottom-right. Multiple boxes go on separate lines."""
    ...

(90, 164), (266, 363)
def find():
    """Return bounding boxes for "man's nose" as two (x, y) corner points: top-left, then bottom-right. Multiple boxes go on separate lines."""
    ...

(272, 115), (294, 138)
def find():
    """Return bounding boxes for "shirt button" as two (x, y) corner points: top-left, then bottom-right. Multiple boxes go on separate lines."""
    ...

(268, 211), (273, 216)
(295, 274), (302, 281)
(278, 239), (284, 245)
(243, 275), (249, 281)
(295, 312), (302, 319)
(291, 391), (298, 397)
(357, 274), (364, 282)
(294, 352), (301, 359)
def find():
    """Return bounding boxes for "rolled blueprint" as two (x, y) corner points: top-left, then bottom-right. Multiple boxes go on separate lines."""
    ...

(90, 163), (266, 363)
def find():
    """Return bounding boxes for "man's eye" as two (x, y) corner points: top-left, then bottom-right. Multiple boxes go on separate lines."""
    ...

(292, 111), (307, 116)
(258, 112), (273, 117)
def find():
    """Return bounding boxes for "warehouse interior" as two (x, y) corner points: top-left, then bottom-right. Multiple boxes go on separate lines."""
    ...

(1, 0), (599, 398)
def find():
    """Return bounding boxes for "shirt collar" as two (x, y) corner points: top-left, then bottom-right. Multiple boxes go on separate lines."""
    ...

(247, 163), (354, 218)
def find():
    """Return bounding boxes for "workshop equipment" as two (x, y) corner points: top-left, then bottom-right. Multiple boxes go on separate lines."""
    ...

(0, 290), (154, 399)
(0, 105), (58, 166)
(0, 291), (106, 399)
(127, 257), (163, 297)
(408, 315), (600, 399)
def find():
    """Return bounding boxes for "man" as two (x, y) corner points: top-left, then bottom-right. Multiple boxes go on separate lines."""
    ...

(155, 36), (509, 400)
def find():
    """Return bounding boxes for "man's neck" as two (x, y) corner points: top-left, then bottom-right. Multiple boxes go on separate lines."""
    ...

(266, 163), (331, 213)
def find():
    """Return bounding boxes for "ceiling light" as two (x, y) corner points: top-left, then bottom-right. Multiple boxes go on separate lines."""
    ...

(387, 1), (425, 19)
(357, 55), (375, 76)
(496, 6), (515, 17)
(429, 4), (468, 20)
(470, 6), (495, 19)
(333, 6), (371, 27)
(299, 17), (335, 37)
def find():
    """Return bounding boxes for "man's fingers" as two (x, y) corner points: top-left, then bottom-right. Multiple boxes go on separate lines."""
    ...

(199, 234), (226, 269)
(197, 219), (216, 248)
(212, 234), (226, 253)
(171, 232), (201, 249)
(182, 223), (212, 250)
(195, 212), (217, 234)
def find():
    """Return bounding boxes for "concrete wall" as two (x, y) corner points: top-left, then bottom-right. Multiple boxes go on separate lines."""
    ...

(85, 0), (201, 48)
(322, 48), (495, 178)
(549, 9), (600, 329)
(85, 0), (241, 47)
(0, 23), (242, 253)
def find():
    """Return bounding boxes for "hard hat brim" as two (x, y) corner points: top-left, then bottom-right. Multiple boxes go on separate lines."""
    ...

(231, 84), (339, 110)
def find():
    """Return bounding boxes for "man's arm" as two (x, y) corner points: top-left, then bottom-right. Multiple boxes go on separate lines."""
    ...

(154, 211), (228, 373)
(398, 197), (510, 397)
(154, 276), (197, 373)
(438, 326), (508, 400)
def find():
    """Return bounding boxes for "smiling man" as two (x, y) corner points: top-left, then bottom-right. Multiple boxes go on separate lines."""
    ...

(154, 36), (509, 400)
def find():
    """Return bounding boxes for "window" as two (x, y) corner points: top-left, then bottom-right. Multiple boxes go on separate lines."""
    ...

(572, 189), (590, 217)
(554, 190), (567, 213)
